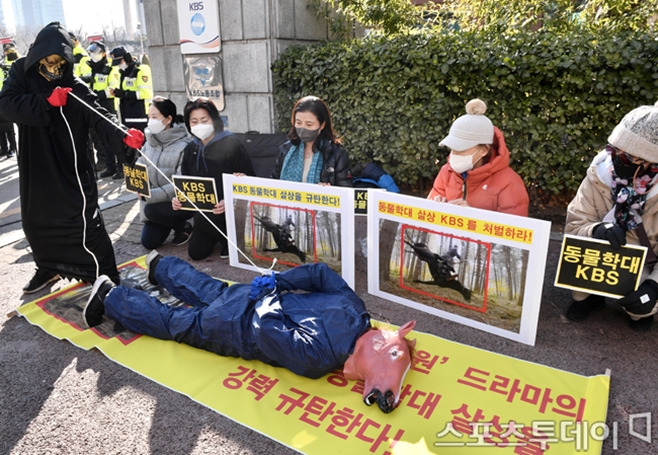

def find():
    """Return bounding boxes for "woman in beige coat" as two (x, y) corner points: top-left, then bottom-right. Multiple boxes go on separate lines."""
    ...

(565, 104), (658, 331)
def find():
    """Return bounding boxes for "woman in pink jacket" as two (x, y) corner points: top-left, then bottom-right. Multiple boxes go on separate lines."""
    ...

(427, 99), (529, 217)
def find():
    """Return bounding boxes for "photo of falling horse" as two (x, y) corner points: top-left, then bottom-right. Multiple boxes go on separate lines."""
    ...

(83, 255), (417, 413)
(404, 239), (472, 301)
(254, 214), (306, 263)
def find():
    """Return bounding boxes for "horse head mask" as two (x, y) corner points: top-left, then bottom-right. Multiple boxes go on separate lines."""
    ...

(343, 320), (417, 413)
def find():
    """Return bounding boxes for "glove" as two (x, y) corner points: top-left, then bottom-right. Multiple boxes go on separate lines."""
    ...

(249, 272), (277, 301)
(617, 280), (658, 318)
(123, 128), (145, 150)
(113, 88), (125, 98)
(592, 222), (626, 249)
(47, 87), (72, 107)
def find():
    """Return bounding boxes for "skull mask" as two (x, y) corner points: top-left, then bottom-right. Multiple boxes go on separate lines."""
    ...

(38, 54), (68, 81)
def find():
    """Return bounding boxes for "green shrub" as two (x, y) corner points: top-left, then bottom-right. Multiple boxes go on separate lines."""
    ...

(271, 29), (658, 206)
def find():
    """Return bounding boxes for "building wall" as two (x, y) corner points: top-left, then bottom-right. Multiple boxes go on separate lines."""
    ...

(144, 0), (330, 134)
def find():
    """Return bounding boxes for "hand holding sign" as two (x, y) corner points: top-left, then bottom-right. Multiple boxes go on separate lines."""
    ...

(592, 223), (626, 249)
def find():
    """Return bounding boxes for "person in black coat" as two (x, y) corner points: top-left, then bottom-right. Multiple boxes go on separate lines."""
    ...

(0, 22), (144, 293)
(271, 96), (352, 187)
(172, 97), (255, 260)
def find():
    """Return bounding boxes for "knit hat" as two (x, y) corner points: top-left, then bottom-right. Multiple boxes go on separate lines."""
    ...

(608, 105), (658, 163)
(439, 99), (494, 151)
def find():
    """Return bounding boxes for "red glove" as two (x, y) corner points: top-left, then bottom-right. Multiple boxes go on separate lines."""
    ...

(123, 128), (145, 149)
(47, 87), (72, 107)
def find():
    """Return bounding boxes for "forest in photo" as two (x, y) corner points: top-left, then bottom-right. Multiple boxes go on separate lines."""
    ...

(379, 221), (530, 332)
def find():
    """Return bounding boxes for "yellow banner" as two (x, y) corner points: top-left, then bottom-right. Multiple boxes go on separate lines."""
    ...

(378, 201), (535, 245)
(17, 258), (609, 454)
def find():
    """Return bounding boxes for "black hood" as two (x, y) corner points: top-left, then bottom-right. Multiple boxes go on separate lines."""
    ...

(24, 22), (75, 74)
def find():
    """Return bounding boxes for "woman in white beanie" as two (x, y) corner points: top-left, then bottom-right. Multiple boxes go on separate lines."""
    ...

(565, 104), (658, 331)
(427, 99), (529, 216)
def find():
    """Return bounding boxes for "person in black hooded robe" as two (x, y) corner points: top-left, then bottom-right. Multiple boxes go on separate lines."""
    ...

(0, 22), (145, 293)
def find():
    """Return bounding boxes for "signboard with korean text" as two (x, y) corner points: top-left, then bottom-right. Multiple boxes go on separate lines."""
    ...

(177, 0), (220, 54)
(223, 175), (355, 288)
(183, 55), (225, 110)
(173, 175), (217, 212)
(123, 162), (150, 198)
(367, 191), (552, 346)
(554, 234), (646, 299)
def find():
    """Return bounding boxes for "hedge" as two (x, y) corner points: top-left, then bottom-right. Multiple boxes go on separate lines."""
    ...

(271, 29), (658, 206)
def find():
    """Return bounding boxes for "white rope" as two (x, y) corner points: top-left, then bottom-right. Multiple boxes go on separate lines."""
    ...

(58, 105), (100, 280)
(69, 91), (272, 275)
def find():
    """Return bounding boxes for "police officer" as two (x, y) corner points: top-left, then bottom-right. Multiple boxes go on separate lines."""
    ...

(109, 46), (153, 178)
(0, 43), (19, 158)
(82, 41), (121, 178)
(68, 32), (88, 75)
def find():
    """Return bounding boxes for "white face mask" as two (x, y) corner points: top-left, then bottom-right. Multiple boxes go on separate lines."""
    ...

(147, 118), (167, 135)
(118, 61), (128, 71)
(449, 150), (481, 174)
(90, 52), (103, 63)
(191, 123), (215, 141)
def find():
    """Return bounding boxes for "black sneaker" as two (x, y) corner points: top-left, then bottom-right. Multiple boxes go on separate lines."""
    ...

(99, 168), (116, 178)
(146, 250), (162, 285)
(219, 245), (229, 259)
(23, 269), (61, 294)
(112, 169), (124, 180)
(565, 294), (606, 322)
(171, 222), (193, 246)
(83, 275), (115, 328)
(629, 315), (654, 332)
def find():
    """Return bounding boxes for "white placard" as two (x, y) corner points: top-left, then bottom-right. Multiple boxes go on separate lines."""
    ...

(223, 175), (356, 289)
(367, 190), (552, 345)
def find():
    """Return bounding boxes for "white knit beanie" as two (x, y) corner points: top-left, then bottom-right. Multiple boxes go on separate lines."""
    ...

(439, 99), (494, 152)
(608, 105), (658, 162)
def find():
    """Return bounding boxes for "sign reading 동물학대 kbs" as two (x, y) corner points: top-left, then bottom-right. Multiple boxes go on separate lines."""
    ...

(123, 162), (150, 198)
(173, 175), (218, 212)
(554, 234), (647, 298)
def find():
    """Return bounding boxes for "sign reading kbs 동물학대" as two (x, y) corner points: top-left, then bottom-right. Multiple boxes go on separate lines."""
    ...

(173, 175), (218, 212)
(554, 234), (647, 299)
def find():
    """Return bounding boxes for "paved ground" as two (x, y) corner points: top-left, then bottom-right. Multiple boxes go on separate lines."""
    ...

(0, 155), (656, 454)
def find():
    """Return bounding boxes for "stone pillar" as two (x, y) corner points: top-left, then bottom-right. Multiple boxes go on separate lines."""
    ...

(143, 0), (330, 133)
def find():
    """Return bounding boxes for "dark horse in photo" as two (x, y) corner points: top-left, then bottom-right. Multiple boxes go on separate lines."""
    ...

(255, 215), (306, 263)
(404, 240), (471, 301)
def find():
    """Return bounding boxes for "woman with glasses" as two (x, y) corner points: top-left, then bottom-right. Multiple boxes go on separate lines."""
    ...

(565, 104), (658, 331)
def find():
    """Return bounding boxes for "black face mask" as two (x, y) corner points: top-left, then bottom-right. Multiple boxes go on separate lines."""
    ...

(6, 52), (17, 61)
(612, 154), (643, 179)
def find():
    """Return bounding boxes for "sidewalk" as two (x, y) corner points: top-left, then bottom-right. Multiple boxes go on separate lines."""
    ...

(0, 171), (656, 454)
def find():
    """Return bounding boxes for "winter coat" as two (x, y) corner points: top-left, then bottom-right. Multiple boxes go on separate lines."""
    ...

(566, 150), (658, 283)
(181, 131), (255, 200)
(136, 123), (192, 213)
(0, 22), (125, 282)
(272, 139), (352, 187)
(428, 127), (529, 217)
(106, 260), (371, 379)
